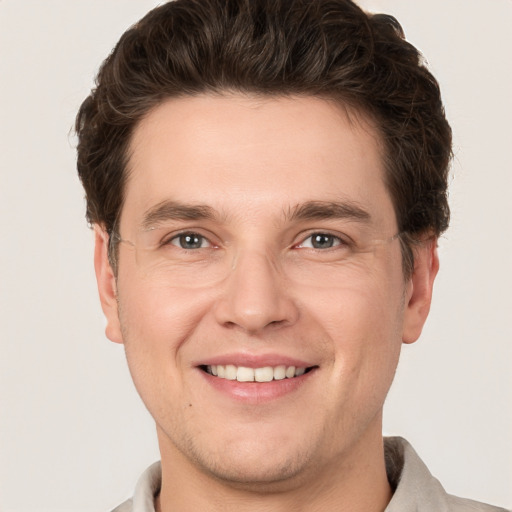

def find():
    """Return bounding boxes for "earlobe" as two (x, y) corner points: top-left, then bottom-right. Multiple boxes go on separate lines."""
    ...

(402, 238), (439, 344)
(93, 225), (124, 344)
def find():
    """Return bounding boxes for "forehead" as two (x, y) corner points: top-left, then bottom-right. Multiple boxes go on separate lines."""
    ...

(123, 94), (395, 232)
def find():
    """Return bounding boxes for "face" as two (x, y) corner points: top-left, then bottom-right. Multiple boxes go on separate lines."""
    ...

(95, 94), (437, 487)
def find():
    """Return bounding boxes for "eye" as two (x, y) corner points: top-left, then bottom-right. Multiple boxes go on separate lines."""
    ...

(169, 232), (211, 249)
(298, 232), (345, 249)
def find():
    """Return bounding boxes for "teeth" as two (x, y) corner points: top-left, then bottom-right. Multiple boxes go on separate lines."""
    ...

(254, 366), (273, 382)
(236, 366), (254, 382)
(225, 364), (237, 380)
(205, 364), (308, 382)
(285, 366), (296, 378)
(273, 365), (286, 380)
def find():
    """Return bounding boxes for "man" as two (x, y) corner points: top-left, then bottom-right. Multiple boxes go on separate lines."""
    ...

(75, 1), (508, 511)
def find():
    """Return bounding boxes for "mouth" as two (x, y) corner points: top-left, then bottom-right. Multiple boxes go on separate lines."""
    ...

(200, 364), (316, 382)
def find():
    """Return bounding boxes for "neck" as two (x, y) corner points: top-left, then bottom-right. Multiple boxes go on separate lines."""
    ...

(155, 423), (392, 512)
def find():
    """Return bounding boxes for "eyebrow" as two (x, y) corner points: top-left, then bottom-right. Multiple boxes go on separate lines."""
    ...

(140, 200), (217, 230)
(139, 198), (371, 230)
(286, 200), (371, 223)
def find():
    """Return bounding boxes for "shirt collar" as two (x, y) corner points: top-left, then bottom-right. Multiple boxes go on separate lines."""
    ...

(125, 437), (450, 512)
(131, 461), (161, 512)
(384, 436), (449, 511)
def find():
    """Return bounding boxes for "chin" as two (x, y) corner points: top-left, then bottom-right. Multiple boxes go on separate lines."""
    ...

(203, 454), (313, 489)
(186, 431), (320, 489)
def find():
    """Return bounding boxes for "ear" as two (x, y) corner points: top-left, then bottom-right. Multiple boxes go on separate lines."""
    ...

(402, 238), (439, 344)
(93, 225), (124, 344)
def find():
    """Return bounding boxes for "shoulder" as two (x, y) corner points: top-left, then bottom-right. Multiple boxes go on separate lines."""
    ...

(445, 494), (510, 512)
(108, 461), (161, 512)
(384, 437), (510, 512)
(110, 498), (133, 512)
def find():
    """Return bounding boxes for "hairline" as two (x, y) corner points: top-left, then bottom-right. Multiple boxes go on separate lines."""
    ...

(107, 90), (417, 278)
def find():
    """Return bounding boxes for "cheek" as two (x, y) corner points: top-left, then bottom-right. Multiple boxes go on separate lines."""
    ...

(118, 271), (213, 346)
(304, 265), (405, 385)
(116, 282), (213, 427)
(116, 275), (214, 391)
(304, 259), (404, 334)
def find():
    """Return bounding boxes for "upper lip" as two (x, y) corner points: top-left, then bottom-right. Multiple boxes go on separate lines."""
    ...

(193, 353), (315, 369)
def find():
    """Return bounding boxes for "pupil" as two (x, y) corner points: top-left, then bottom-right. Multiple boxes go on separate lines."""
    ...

(180, 234), (202, 249)
(312, 234), (333, 249)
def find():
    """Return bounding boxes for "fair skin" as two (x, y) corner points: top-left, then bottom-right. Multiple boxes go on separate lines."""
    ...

(94, 94), (438, 512)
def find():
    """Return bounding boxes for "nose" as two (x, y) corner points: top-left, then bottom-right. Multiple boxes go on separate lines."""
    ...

(213, 250), (299, 334)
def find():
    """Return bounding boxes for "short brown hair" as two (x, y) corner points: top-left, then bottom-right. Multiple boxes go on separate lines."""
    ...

(75, 0), (452, 276)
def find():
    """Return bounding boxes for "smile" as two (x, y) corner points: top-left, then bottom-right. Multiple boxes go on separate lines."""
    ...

(203, 364), (310, 382)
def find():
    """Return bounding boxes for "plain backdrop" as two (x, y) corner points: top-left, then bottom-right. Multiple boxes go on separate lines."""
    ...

(1, 1), (511, 511)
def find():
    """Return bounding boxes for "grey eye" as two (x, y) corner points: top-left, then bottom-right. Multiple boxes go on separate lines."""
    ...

(300, 233), (342, 249)
(312, 234), (335, 249)
(171, 233), (209, 249)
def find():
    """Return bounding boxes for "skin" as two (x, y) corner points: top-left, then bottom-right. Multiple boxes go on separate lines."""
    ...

(94, 94), (438, 512)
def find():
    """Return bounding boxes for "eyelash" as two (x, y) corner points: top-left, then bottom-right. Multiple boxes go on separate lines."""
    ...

(296, 232), (349, 250)
(162, 231), (351, 251)
(165, 232), (214, 250)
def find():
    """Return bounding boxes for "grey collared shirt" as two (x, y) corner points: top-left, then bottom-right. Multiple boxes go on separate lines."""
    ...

(111, 437), (510, 512)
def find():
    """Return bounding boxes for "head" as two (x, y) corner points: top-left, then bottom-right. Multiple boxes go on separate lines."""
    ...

(76, 0), (451, 496)
(76, 0), (451, 278)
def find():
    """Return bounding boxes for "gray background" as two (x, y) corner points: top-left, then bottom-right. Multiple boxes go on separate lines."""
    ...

(1, 1), (511, 510)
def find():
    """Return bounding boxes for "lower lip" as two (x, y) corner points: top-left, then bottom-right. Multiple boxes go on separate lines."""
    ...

(199, 369), (316, 404)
